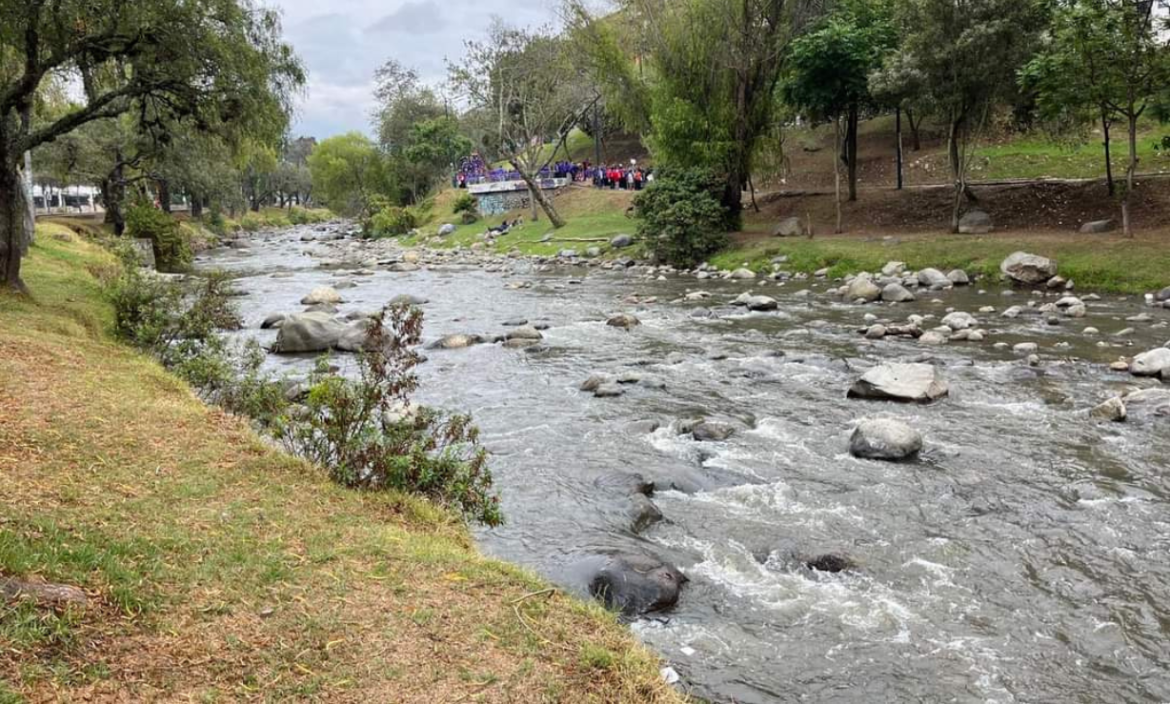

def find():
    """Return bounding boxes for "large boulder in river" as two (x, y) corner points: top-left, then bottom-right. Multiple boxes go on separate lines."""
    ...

(300, 286), (343, 306)
(745, 295), (779, 311)
(1001, 252), (1057, 286)
(585, 553), (686, 617)
(336, 320), (375, 353)
(273, 312), (347, 353)
(1130, 348), (1170, 377)
(847, 363), (949, 404)
(849, 419), (923, 461)
(593, 473), (662, 533)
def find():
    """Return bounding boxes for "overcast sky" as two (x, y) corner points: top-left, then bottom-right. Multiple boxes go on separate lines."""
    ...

(268, 0), (561, 140)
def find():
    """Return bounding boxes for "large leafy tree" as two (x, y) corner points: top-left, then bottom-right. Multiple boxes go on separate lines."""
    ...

(891, 0), (1046, 232)
(784, 1), (895, 212)
(307, 132), (393, 217)
(1022, 0), (1170, 236)
(402, 117), (472, 200)
(0, 0), (303, 292)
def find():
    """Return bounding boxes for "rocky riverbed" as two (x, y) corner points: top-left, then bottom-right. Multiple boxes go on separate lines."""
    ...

(200, 222), (1170, 703)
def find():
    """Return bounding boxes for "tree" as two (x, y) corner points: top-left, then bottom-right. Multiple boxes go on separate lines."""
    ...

(785, 2), (894, 207)
(892, 0), (1046, 232)
(1022, 0), (1170, 236)
(568, 0), (820, 219)
(0, 0), (303, 292)
(307, 133), (392, 217)
(402, 118), (472, 199)
(450, 21), (597, 228)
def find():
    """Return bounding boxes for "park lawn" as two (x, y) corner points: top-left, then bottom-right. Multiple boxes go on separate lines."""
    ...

(409, 186), (638, 257)
(0, 224), (684, 703)
(710, 231), (1170, 295)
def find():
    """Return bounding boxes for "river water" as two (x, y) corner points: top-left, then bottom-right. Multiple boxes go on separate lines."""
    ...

(200, 224), (1170, 704)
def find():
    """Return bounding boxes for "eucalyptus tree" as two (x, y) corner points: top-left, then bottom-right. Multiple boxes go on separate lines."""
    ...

(0, 0), (303, 292)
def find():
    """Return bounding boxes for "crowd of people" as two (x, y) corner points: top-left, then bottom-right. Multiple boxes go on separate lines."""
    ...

(454, 153), (653, 190)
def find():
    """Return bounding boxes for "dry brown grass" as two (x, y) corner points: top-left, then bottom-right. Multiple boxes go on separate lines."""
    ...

(0, 228), (687, 703)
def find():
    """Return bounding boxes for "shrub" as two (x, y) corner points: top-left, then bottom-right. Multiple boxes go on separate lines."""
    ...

(633, 167), (732, 267)
(125, 202), (192, 272)
(275, 306), (503, 526)
(452, 192), (478, 216)
(287, 207), (332, 226)
(366, 206), (418, 238)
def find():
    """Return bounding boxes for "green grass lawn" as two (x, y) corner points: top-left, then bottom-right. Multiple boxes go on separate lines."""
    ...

(408, 186), (638, 257)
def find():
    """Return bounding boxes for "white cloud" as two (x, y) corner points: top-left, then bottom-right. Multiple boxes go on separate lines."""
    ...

(265, 0), (560, 139)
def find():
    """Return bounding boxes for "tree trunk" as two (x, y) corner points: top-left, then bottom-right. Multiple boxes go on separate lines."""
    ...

(833, 117), (843, 234)
(158, 180), (172, 214)
(1123, 112), (1138, 238)
(0, 159), (31, 292)
(907, 109), (922, 151)
(895, 107), (904, 191)
(190, 195), (204, 220)
(948, 117), (964, 233)
(512, 160), (565, 228)
(104, 157), (127, 236)
(1101, 106), (1115, 197)
(846, 103), (859, 202)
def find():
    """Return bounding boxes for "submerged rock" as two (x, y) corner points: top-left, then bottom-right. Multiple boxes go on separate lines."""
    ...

(607, 313), (642, 330)
(1089, 397), (1127, 423)
(692, 421), (736, 442)
(428, 333), (485, 350)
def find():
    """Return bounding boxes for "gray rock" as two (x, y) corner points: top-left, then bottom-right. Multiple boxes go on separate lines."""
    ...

(958, 209), (993, 234)
(846, 276), (882, 303)
(882, 283), (916, 303)
(1013, 342), (1039, 354)
(337, 319), (375, 352)
(772, 216), (807, 238)
(1131, 348), (1170, 377)
(438, 223), (457, 236)
(388, 262), (420, 273)
(941, 312), (977, 330)
(273, 312), (347, 354)
(429, 333), (485, 350)
(611, 234), (634, 248)
(1080, 219), (1116, 234)
(580, 374), (612, 392)
(607, 313), (641, 330)
(848, 363), (949, 404)
(558, 249), (579, 259)
(389, 294), (429, 306)
(881, 261), (906, 277)
(261, 313), (287, 330)
(745, 295), (779, 312)
(505, 326), (543, 341)
(1001, 252), (1057, 286)
(1089, 397), (1127, 422)
(692, 421), (736, 442)
(947, 269), (970, 286)
(849, 419), (923, 460)
(1156, 286), (1170, 302)
(593, 383), (626, 398)
(300, 286), (343, 306)
(585, 553), (686, 617)
(729, 268), (757, 280)
(918, 268), (950, 288)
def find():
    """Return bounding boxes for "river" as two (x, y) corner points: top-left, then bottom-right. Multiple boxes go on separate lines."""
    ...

(199, 223), (1170, 704)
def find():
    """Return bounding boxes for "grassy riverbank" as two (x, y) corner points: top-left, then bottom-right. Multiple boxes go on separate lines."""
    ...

(711, 232), (1170, 295)
(0, 225), (683, 703)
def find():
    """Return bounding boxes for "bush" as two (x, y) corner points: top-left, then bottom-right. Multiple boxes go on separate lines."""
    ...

(452, 192), (478, 216)
(633, 167), (732, 267)
(288, 207), (331, 225)
(275, 306), (503, 526)
(125, 202), (192, 272)
(366, 206), (418, 238)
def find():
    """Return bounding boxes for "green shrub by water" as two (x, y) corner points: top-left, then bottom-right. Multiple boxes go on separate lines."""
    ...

(125, 202), (192, 272)
(634, 167), (733, 267)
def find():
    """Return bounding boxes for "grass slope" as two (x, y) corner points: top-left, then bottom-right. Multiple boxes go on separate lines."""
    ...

(0, 225), (683, 703)
(411, 186), (638, 258)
